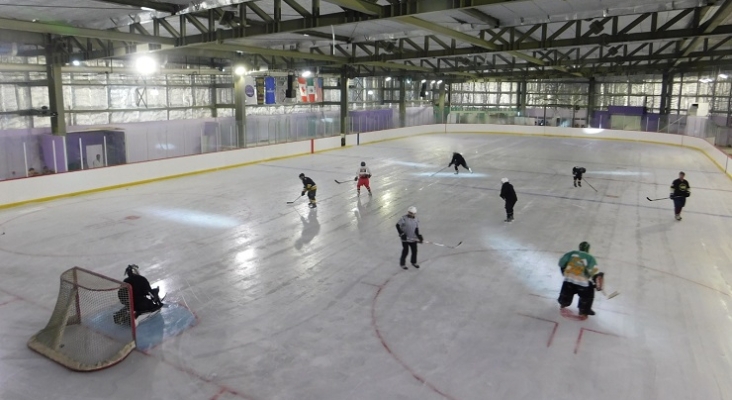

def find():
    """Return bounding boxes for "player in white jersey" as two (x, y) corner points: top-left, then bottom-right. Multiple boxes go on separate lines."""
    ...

(355, 161), (372, 196)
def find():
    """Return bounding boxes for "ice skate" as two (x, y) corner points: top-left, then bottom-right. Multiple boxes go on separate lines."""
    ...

(675, 214), (682, 220)
(469, 168), (473, 173)
(368, 190), (372, 196)
(579, 309), (596, 316)
(400, 264), (408, 270)
(412, 263), (420, 269)
(454, 171), (458, 175)
(578, 181), (582, 187)
(309, 203), (317, 209)
(357, 191), (360, 197)
(574, 181), (577, 187)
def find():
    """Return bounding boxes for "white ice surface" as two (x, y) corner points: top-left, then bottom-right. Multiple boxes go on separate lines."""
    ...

(2, 133), (732, 400)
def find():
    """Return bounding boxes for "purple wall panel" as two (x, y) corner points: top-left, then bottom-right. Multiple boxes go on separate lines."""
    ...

(39, 135), (67, 173)
(607, 106), (645, 116)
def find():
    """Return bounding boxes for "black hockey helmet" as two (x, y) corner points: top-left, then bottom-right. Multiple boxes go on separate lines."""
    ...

(361, 161), (366, 166)
(125, 264), (139, 277)
(298, 173), (305, 179)
(579, 242), (590, 252)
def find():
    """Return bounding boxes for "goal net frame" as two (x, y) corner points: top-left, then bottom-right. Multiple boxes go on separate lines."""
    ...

(27, 266), (138, 371)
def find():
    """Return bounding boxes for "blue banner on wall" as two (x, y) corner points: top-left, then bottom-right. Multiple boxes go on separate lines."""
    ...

(264, 76), (276, 105)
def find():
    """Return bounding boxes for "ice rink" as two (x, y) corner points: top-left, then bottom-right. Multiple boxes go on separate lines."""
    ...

(2, 132), (732, 400)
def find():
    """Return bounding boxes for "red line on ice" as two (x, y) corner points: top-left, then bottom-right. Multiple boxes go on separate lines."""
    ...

(517, 313), (559, 347)
(371, 274), (458, 400)
(574, 327), (620, 354)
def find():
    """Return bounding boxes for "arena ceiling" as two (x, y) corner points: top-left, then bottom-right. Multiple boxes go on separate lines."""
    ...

(2, 0), (732, 80)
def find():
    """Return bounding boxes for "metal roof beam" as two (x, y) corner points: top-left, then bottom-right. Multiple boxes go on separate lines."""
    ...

(91, 0), (181, 14)
(322, 0), (381, 16)
(0, 17), (176, 45)
(676, 0), (732, 62)
(460, 9), (500, 28)
(397, 16), (583, 77)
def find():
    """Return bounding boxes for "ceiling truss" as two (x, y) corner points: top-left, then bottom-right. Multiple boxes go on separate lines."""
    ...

(1, 0), (732, 81)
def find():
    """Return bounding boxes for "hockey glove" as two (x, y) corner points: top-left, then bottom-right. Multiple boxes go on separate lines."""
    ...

(417, 234), (423, 243)
(354, 177), (358, 181)
(368, 174), (372, 178)
(685, 192), (690, 198)
(400, 233), (407, 241)
(301, 191), (305, 196)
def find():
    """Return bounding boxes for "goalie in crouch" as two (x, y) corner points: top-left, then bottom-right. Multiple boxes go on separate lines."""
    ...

(114, 264), (163, 324)
(557, 242), (604, 317)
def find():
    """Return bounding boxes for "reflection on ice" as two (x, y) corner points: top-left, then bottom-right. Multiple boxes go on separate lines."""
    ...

(142, 206), (240, 228)
(413, 172), (490, 178)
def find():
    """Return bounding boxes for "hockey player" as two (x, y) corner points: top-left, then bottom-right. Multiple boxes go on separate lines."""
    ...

(557, 242), (604, 317)
(500, 177), (517, 222)
(448, 152), (472, 174)
(114, 264), (163, 324)
(299, 173), (317, 208)
(354, 161), (372, 196)
(396, 206), (423, 270)
(670, 171), (690, 220)
(573, 166), (586, 187)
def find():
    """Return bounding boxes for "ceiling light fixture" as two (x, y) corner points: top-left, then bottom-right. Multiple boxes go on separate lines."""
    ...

(140, 6), (155, 11)
(234, 66), (246, 76)
(302, 70), (313, 78)
(135, 56), (158, 75)
(719, 74), (728, 79)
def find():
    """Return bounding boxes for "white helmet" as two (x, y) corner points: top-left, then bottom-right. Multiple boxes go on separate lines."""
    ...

(407, 206), (417, 214)
(501, 177), (509, 183)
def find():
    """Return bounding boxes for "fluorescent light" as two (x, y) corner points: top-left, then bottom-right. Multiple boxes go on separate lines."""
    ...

(430, 80), (436, 84)
(699, 78), (713, 83)
(719, 74), (728, 79)
(71, 60), (80, 66)
(140, 6), (155, 11)
(420, 79), (426, 83)
(135, 56), (157, 75)
(367, 90), (374, 95)
(385, 77), (392, 82)
(303, 33), (310, 37)
(234, 66), (246, 76)
(437, 80), (443, 84)
(302, 70), (312, 78)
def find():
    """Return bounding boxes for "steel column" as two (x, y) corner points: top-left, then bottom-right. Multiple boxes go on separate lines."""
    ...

(233, 71), (247, 147)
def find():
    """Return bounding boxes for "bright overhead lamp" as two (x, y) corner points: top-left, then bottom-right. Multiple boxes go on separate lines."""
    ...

(367, 90), (374, 95)
(437, 80), (443, 84)
(71, 60), (80, 66)
(140, 6), (155, 11)
(420, 79), (427, 83)
(302, 70), (313, 78)
(430, 80), (436, 84)
(135, 56), (158, 75)
(699, 78), (713, 83)
(385, 77), (392, 82)
(234, 66), (246, 76)
(719, 74), (728, 79)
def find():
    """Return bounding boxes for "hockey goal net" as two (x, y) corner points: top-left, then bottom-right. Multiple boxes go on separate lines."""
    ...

(27, 267), (137, 371)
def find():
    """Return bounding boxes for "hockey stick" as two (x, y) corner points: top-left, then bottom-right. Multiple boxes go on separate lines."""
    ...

(334, 179), (352, 184)
(646, 196), (672, 201)
(423, 240), (462, 249)
(583, 178), (598, 192)
(430, 166), (449, 177)
(601, 289), (620, 299)
(286, 195), (302, 204)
